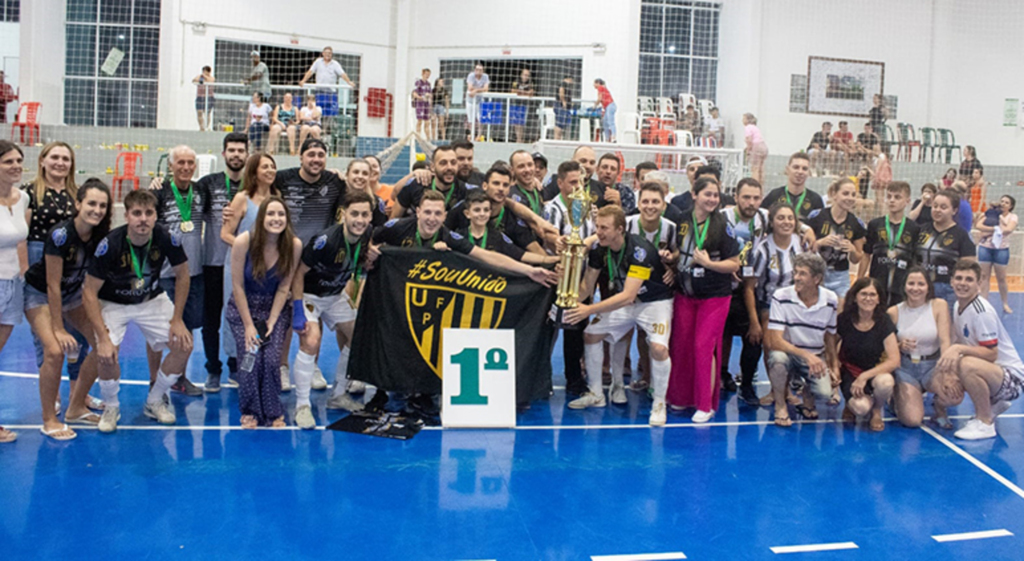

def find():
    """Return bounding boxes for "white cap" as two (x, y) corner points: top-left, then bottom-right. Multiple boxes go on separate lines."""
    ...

(686, 155), (708, 166)
(250, 50), (260, 57)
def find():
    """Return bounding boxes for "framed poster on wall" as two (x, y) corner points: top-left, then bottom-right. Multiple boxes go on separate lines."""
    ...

(805, 56), (884, 117)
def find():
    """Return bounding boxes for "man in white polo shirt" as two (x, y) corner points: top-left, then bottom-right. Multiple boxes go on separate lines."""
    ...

(765, 252), (839, 427)
(942, 259), (1024, 440)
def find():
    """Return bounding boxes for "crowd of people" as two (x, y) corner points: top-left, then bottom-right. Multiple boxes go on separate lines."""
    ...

(0, 133), (1020, 444)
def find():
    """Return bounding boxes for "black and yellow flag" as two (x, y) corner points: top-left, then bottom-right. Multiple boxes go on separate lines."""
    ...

(350, 247), (556, 402)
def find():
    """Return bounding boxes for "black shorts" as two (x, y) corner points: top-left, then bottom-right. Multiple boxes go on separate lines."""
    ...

(722, 290), (750, 337)
(840, 367), (875, 401)
(195, 97), (215, 111)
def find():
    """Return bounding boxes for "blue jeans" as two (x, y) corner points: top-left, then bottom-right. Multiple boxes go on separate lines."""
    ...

(823, 269), (851, 299)
(27, 241), (88, 379)
(934, 282), (957, 315)
(602, 102), (617, 141)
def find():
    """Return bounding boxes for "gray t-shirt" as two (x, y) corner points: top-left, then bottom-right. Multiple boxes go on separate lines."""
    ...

(251, 62), (271, 95)
(155, 179), (205, 278)
(196, 171), (239, 267)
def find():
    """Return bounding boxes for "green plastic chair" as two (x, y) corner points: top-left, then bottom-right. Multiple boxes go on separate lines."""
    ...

(937, 128), (961, 164)
(919, 127), (937, 162)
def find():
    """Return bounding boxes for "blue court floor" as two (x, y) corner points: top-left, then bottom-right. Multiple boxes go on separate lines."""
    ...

(3, 295), (1024, 560)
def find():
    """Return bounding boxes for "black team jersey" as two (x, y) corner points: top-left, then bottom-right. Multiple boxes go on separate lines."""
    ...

(88, 224), (188, 305)
(444, 201), (536, 249)
(864, 215), (920, 305)
(456, 226), (525, 261)
(372, 217), (474, 255)
(25, 220), (100, 297)
(761, 186), (824, 219)
(587, 234), (672, 302)
(301, 224), (372, 298)
(916, 223), (975, 286)
(396, 178), (470, 213)
(273, 168), (346, 245)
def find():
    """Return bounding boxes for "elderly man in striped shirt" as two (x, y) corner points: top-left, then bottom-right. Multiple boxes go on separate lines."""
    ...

(764, 252), (840, 427)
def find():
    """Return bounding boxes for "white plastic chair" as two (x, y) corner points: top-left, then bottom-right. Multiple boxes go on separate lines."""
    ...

(539, 107), (556, 140)
(620, 111), (641, 144)
(194, 154), (217, 180)
(679, 93), (697, 113)
(698, 99), (714, 119)
(673, 130), (694, 147)
(638, 96), (657, 122)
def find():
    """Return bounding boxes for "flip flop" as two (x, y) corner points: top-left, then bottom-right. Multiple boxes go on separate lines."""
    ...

(0, 427), (16, 443)
(774, 413), (793, 428)
(795, 404), (819, 420)
(65, 412), (101, 425)
(41, 424), (77, 441)
(869, 416), (885, 432)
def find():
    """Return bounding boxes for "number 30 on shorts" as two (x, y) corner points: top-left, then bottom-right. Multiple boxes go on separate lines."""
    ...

(650, 322), (667, 335)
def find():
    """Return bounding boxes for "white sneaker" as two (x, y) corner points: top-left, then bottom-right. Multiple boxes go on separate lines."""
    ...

(347, 380), (367, 395)
(610, 384), (627, 405)
(327, 392), (365, 411)
(649, 401), (667, 426)
(311, 364), (328, 390)
(691, 409), (715, 424)
(144, 400), (177, 425)
(568, 392), (607, 410)
(992, 400), (1013, 419)
(98, 406), (120, 433)
(294, 405), (315, 429)
(954, 418), (997, 440)
(280, 366), (292, 392)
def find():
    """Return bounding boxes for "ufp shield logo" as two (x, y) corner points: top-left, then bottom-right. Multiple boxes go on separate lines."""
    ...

(405, 283), (506, 376)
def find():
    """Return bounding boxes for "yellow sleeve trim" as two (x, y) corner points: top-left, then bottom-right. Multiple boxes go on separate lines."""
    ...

(627, 265), (651, 280)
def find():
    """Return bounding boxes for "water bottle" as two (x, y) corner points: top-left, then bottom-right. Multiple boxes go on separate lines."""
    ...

(239, 348), (258, 376)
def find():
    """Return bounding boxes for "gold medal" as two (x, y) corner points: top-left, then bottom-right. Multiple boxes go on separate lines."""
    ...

(133, 277), (145, 290)
(180, 221), (194, 233)
(887, 249), (897, 260)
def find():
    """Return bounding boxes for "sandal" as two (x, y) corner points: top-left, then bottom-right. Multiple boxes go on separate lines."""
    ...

(241, 415), (257, 429)
(760, 393), (775, 406)
(828, 387), (841, 406)
(86, 396), (106, 411)
(842, 406), (856, 423)
(0, 427), (16, 443)
(774, 412), (793, 428)
(271, 417), (286, 428)
(795, 404), (819, 420)
(65, 411), (101, 425)
(41, 423), (77, 441)
(869, 415), (885, 432)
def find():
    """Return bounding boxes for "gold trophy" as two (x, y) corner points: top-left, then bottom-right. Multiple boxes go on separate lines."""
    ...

(550, 181), (594, 329)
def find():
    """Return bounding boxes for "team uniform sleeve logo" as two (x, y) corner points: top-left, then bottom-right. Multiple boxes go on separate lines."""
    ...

(378, 199), (386, 213)
(313, 234), (328, 250)
(449, 231), (464, 240)
(171, 231), (183, 247)
(633, 246), (647, 262)
(384, 218), (399, 228)
(502, 233), (513, 244)
(52, 227), (68, 247)
(512, 194), (522, 203)
(808, 209), (821, 219)
(95, 238), (109, 257)
(725, 224), (736, 239)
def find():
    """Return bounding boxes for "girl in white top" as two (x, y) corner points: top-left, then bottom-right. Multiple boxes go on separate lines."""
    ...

(974, 194), (1018, 314)
(0, 140), (29, 443)
(298, 95), (323, 151)
(887, 266), (953, 428)
(245, 92), (272, 152)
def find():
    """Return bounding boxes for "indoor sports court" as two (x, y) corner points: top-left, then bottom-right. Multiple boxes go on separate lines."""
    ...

(4, 1), (1024, 559)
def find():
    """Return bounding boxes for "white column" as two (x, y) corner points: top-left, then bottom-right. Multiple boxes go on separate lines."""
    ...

(19, 0), (66, 125)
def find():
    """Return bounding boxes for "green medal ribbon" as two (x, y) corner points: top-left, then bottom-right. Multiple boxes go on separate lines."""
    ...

(785, 189), (807, 215)
(470, 228), (488, 248)
(431, 178), (454, 208)
(606, 245), (626, 286)
(522, 187), (541, 215)
(734, 207), (755, 238)
(493, 206), (505, 230)
(886, 216), (906, 252)
(226, 174), (241, 200)
(415, 229), (439, 247)
(129, 237), (153, 283)
(170, 180), (194, 223)
(344, 234), (362, 297)
(692, 216), (710, 250)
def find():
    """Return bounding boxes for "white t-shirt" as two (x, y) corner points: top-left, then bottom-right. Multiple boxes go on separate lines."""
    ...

(0, 190), (29, 279)
(466, 72), (490, 98)
(954, 295), (1024, 375)
(249, 102), (271, 126)
(310, 58), (346, 86)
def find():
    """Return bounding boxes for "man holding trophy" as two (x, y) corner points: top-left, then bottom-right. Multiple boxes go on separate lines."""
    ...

(560, 205), (675, 426)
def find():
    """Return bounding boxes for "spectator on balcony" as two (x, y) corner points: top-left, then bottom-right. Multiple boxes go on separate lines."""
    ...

(298, 95), (323, 150)
(466, 63), (490, 134)
(831, 121), (855, 175)
(432, 78), (450, 141)
(704, 107), (724, 146)
(555, 76), (574, 141)
(512, 69), (536, 144)
(593, 79), (616, 143)
(941, 168), (957, 189)
(807, 121), (834, 177)
(868, 94), (887, 139)
(267, 92), (298, 156)
(299, 46), (356, 118)
(245, 92), (271, 153)
(959, 146), (981, 182)
(192, 66), (215, 132)
(743, 113), (767, 185)
(951, 181), (974, 233)
(246, 51), (271, 102)
(680, 105), (701, 137)
(412, 68), (433, 138)
(856, 122), (881, 162)
(967, 167), (987, 213)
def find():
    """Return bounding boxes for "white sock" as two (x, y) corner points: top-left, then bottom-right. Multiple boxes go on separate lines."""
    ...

(610, 339), (628, 389)
(651, 357), (671, 401)
(583, 342), (604, 395)
(99, 379), (120, 409)
(293, 351), (315, 407)
(147, 370), (180, 405)
(332, 346), (351, 398)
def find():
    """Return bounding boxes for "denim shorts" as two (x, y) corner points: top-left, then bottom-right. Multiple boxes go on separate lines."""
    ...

(767, 350), (833, 400)
(893, 356), (938, 391)
(978, 246), (1010, 266)
(0, 277), (25, 326)
(24, 283), (83, 312)
(823, 269), (851, 298)
(933, 282), (957, 315)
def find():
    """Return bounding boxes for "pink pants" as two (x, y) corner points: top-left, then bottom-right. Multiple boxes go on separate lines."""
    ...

(667, 293), (731, 411)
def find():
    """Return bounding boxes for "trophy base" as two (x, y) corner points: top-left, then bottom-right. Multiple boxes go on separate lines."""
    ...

(549, 304), (587, 331)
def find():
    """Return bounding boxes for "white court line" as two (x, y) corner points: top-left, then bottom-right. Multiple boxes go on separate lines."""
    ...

(921, 426), (1024, 501)
(770, 542), (858, 554)
(932, 529), (1013, 542)
(0, 370), (156, 386)
(592, 552), (686, 560)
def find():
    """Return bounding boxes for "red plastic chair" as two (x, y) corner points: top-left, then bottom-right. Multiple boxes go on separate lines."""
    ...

(10, 102), (41, 145)
(113, 152), (142, 202)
